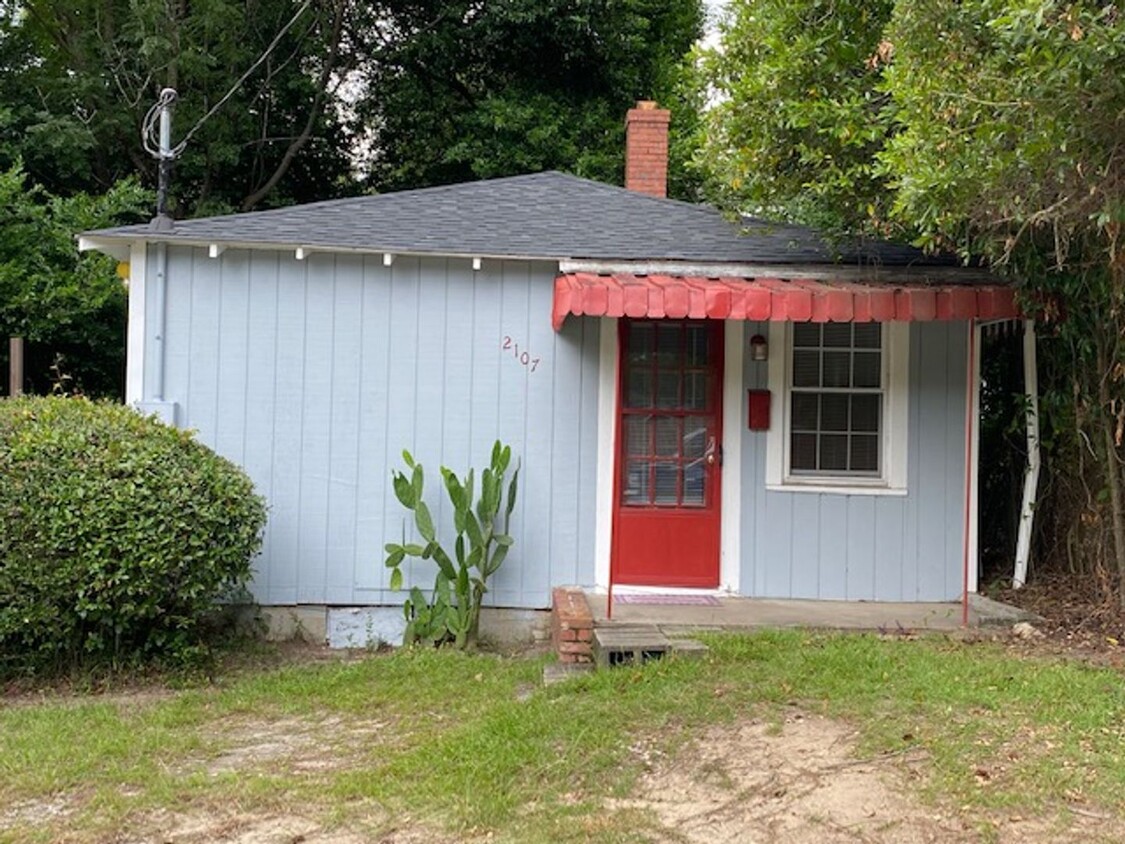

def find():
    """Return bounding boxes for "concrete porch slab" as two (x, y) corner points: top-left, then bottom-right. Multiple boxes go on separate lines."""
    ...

(588, 592), (1036, 633)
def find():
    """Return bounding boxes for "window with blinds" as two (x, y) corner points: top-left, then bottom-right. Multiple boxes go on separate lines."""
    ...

(789, 323), (883, 476)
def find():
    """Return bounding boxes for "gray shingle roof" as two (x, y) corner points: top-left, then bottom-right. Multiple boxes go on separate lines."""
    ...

(85, 171), (952, 266)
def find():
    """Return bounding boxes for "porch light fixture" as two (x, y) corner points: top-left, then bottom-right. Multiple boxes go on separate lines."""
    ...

(750, 333), (768, 361)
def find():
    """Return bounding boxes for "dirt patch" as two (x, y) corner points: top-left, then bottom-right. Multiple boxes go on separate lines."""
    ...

(0, 796), (75, 830)
(125, 808), (466, 844)
(612, 712), (1122, 843)
(196, 714), (391, 776)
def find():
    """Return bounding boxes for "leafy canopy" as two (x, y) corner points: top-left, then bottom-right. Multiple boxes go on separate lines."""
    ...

(0, 164), (148, 396)
(700, 0), (1125, 597)
(700, 0), (1124, 269)
(354, 0), (704, 196)
(0, 0), (355, 214)
(698, 0), (896, 231)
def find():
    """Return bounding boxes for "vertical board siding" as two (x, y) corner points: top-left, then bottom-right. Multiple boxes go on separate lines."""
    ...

(352, 257), (393, 592)
(265, 255), (309, 603)
(214, 251), (251, 463)
(242, 251), (280, 597)
(740, 320), (968, 602)
(325, 255), (365, 605)
(152, 248), (598, 609)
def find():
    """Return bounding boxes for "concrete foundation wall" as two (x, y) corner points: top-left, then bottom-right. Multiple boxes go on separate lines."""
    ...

(258, 604), (549, 649)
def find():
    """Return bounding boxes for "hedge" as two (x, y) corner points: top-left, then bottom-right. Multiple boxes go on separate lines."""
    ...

(0, 397), (267, 674)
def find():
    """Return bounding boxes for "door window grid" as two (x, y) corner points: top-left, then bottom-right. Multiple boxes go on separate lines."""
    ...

(621, 321), (715, 507)
(789, 323), (883, 476)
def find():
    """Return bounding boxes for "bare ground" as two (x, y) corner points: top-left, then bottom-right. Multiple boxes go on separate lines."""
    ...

(611, 712), (1123, 844)
(10, 707), (1120, 844)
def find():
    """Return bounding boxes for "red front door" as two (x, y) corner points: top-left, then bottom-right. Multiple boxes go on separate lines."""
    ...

(613, 319), (723, 587)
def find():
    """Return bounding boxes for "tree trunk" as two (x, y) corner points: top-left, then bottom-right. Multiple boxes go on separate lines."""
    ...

(1095, 332), (1125, 609)
(240, 0), (346, 211)
(8, 337), (24, 397)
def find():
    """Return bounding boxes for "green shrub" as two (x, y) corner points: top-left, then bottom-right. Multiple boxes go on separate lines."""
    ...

(0, 397), (267, 675)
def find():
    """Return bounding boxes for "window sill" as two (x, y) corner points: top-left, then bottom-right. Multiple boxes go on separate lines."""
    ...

(766, 480), (908, 497)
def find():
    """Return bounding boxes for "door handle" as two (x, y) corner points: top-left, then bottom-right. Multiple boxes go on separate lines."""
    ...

(704, 438), (723, 467)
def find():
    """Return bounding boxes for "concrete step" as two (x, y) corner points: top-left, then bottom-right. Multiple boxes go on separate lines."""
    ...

(593, 625), (674, 668)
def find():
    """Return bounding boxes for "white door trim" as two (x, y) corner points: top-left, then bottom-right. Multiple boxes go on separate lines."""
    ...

(719, 321), (742, 593)
(593, 317), (741, 593)
(593, 317), (617, 590)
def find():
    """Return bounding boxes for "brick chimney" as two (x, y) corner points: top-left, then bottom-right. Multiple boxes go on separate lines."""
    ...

(625, 100), (671, 199)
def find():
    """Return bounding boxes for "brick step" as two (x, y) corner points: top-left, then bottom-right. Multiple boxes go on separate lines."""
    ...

(551, 587), (594, 665)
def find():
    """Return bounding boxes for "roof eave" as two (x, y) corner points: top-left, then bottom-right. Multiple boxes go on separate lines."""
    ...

(77, 234), (133, 263)
(560, 258), (1002, 285)
(77, 232), (571, 265)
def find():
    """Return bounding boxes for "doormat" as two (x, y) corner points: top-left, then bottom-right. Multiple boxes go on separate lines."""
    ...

(613, 593), (721, 606)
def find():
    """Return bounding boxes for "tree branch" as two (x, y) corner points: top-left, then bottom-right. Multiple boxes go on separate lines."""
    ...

(240, 1), (345, 211)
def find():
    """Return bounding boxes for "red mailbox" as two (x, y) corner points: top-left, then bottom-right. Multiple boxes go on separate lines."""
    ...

(748, 389), (770, 431)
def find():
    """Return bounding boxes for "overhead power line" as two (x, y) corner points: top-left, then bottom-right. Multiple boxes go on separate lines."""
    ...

(141, 0), (313, 161)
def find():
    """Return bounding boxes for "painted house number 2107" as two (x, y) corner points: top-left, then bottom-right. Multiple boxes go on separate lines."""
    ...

(501, 336), (540, 372)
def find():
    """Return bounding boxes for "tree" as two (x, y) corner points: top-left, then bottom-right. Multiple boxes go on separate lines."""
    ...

(0, 0), (356, 214)
(0, 164), (149, 397)
(1, 0), (705, 210)
(698, 0), (896, 230)
(701, 0), (1125, 602)
(1, 0), (705, 401)
(879, 1), (1125, 604)
(351, 0), (704, 197)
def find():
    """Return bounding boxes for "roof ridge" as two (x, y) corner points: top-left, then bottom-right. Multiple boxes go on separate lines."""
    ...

(543, 170), (725, 218)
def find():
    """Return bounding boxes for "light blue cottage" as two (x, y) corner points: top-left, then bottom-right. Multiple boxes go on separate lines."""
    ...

(81, 104), (1020, 627)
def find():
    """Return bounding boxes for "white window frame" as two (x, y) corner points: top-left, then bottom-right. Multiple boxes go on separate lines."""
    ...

(765, 321), (909, 495)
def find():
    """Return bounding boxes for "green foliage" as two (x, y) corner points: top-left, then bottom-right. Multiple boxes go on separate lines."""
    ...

(880, 1), (1124, 262)
(0, 164), (149, 397)
(702, 0), (1125, 595)
(0, 0), (706, 209)
(384, 441), (519, 648)
(356, 0), (705, 198)
(702, 0), (1124, 253)
(878, 1), (1125, 593)
(0, 0), (355, 213)
(0, 397), (267, 675)
(698, 0), (897, 230)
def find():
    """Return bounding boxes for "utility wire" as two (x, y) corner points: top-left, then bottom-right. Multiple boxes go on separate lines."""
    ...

(141, 87), (177, 158)
(141, 0), (313, 160)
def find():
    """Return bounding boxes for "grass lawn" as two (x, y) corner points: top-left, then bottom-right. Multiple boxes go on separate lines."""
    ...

(1, 631), (1124, 843)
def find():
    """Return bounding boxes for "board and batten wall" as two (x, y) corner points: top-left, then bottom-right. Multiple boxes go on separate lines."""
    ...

(144, 246), (600, 609)
(738, 320), (969, 602)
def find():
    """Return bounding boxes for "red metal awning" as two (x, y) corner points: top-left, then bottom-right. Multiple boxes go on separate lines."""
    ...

(551, 273), (1019, 331)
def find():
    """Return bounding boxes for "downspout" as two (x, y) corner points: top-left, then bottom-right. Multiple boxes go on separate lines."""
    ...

(1013, 319), (1040, 588)
(962, 319), (977, 626)
(151, 241), (168, 402)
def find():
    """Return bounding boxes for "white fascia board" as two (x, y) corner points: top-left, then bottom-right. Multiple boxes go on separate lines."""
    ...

(77, 235), (131, 263)
(78, 235), (567, 264)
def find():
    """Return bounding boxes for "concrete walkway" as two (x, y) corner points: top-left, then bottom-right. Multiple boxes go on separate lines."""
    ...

(588, 592), (1033, 634)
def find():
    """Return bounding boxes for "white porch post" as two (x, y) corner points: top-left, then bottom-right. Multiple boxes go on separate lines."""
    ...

(1013, 319), (1040, 588)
